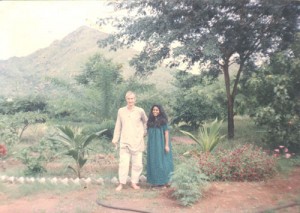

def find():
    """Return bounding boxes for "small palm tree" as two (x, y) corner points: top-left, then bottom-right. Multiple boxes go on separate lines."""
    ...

(180, 118), (225, 153)
(50, 126), (107, 178)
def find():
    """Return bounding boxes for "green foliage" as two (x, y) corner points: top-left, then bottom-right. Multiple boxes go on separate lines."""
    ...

(180, 118), (225, 152)
(0, 96), (48, 150)
(100, 0), (297, 74)
(82, 120), (115, 140)
(75, 54), (124, 120)
(45, 52), (123, 123)
(46, 54), (158, 126)
(171, 71), (226, 129)
(49, 126), (107, 178)
(171, 158), (209, 206)
(0, 116), (19, 153)
(17, 147), (47, 176)
(15, 134), (67, 176)
(242, 52), (300, 152)
(272, 145), (298, 174)
(7, 112), (47, 139)
(38, 137), (66, 163)
(14, 112), (47, 139)
(0, 95), (47, 114)
(198, 144), (278, 181)
(81, 121), (116, 154)
(112, 76), (159, 110)
(99, 0), (298, 138)
(0, 112), (47, 154)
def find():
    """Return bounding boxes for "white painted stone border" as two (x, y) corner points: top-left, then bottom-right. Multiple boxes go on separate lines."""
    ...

(0, 175), (147, 185)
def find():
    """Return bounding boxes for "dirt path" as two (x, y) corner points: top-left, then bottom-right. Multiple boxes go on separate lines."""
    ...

(0, 167), (299, 213)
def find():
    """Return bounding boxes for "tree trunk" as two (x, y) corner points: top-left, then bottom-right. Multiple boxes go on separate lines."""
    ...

(19, 123), (29, 139)
(227, 96), (235, 139)
(223, 62), (235, 139)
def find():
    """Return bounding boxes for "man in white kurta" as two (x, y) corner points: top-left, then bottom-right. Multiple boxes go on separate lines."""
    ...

(112, 91), (148, 191)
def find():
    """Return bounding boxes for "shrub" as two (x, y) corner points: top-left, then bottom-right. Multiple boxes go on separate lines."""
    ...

(272, 145), (297, 174)
(48, 126), (107, 178)
(198, 144), (277, 181)
(242, 52), (300, 153)
(171, 158), (209, 206)
(17, 147), (47, 176)
(180, 118), (225, 152)
(0, 144), (7, 157)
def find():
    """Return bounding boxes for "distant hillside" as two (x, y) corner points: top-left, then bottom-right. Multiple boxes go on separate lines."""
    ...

(0, 26), (173, 97)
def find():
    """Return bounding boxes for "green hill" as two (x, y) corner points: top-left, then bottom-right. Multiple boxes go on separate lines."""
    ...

(0, 26), (174, 97)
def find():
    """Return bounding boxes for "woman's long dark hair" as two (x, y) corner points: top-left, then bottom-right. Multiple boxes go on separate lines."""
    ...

(147, 104), (168, 128)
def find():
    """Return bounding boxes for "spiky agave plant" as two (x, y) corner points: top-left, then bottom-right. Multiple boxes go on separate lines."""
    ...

(180, 118), (225, 153)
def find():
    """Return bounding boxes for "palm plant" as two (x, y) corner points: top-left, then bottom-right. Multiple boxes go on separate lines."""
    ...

(50, 126), (107, 178)
(180, 118), (225, 153)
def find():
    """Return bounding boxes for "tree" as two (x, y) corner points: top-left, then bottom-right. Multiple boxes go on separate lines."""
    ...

(241, 51), (300, 152)
(171, 71), (226, 129)
(99, 0), (298, 138)
(75, 54), (123, 120)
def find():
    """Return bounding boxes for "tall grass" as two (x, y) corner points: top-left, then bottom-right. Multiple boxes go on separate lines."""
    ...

(218, 115), (265, 149)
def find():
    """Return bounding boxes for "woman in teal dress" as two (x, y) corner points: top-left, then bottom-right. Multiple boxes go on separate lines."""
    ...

(146, 104), (174, 187)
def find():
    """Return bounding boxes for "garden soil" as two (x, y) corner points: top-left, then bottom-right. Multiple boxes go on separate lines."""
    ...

(1, 166), (299, 213)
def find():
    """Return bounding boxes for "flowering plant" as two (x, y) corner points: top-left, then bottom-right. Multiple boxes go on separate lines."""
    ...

(0, 144), (7, 157)
(273, 145), (295, 159)
(198, 144), (277, 181)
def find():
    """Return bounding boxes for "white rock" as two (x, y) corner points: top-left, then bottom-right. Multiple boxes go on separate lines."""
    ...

(139, 175), (147, 183)
(84, 177), (91, 185)
(111, 177), (119, 184)
(29, 177), (35, 183)
(50, 177), (58, 184)
(8, 176), (15, 183)
(95, 178), (104, 185)
(61, 178), (69, 185)
(17, 177), (25, 184)
(0, 175), (7, 181)
(72, 178), (80, 185)
(38, 177), (46, 184)
(25, 177), (32, 183)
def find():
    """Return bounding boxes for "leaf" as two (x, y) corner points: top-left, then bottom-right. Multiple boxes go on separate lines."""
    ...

(95, 129), (108, 137)
(180, 118), (225, 152)
(66, 149), (79, 160)
(83, 129), (107, 148)
(57, 126), (75, 140)
(179, 130), (202, 146)
(67, 165), (77, 175)
(79, 158), (88, 168)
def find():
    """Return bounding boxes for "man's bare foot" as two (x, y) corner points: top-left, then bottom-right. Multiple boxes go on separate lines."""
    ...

(115, 184), (123, 191)
(131, 183), (140, 190)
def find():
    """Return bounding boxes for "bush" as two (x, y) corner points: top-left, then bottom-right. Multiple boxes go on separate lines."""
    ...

(171, 158), (209, 206)
(241, 52), (300, 153)
(48, 126), (107, 178)
(180, 118), (225, 152)
(17, 148), (47, 176)
(0, 144), (7, 158)
(198, 144), (277, 181)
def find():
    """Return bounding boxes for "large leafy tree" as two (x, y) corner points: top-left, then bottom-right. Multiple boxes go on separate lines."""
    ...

(75, 54), (123, 120)
(171, 71), (226, 129)
(240, 36), (300, 151)
(99, 0), (298, 138)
